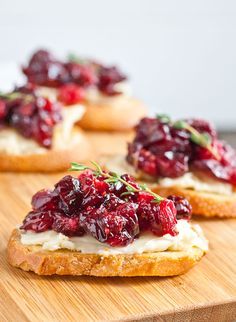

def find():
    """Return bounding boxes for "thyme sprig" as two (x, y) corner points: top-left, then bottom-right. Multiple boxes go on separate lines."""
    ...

(0, 91), (34, 103)
(155, 114), (220, 160)
(69, 161), (164, 202)
(173, 120), (220, 160)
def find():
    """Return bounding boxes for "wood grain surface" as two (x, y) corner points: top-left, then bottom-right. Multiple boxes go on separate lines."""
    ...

(0, 131), (236, 321)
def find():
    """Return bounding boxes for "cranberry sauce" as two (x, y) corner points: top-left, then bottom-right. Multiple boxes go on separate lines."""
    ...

(127, 116), (236, 185)
(23, 49), (127, 97)
(20, 170), (192, 247)
(0, 84), (62, 148)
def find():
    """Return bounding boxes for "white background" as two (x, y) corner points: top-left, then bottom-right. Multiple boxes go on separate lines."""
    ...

(0, 0), (236, 129)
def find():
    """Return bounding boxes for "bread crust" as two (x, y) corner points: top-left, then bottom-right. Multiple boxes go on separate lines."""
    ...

(0, 128), (91, 172)
(152, 185), (236, 218)
(7, 229), (205, 277)
(78, 97), (147, 131)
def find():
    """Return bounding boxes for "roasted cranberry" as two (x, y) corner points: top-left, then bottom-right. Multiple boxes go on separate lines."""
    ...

(58, 83), (85, 105)
(97, 66), (127, 95)
(54, 175), (83, 215)
(151, 199), (177, 236)
(137, 195), (177, 236)
(52, 214), (84, 237)
(81, 203), (139, 246)
(136, 192), (155, 230)
(155, 153), (189, 178)
(167, 195), (192, 220)
(21, 211), (53, 232)
(31, 189), (59, 211)
(65, 62), (96, 87)
(0, 100), (7, 120)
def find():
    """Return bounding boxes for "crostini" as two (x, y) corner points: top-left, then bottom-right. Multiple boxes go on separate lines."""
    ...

(22, 49), (147, 132)
(7, 162), (208, 276)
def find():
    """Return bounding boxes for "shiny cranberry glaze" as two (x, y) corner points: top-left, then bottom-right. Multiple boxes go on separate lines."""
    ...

(23, 49), (127, 97)
(0, 85), (62, 148)
(127, 117), (236, 185)
(20, 171), (191, 246)
(167, 195), (192, 220)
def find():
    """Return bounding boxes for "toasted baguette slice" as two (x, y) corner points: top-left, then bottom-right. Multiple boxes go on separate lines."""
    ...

(78, 97), (147, 131)
(7, 229), (204, 277)
(152, 186), (236, 218)
(0, 128), (91, 172)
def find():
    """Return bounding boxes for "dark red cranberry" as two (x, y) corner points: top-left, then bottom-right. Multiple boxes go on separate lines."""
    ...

(155, 153), (189, 178)
(151, 199), (177, 236)
(137, 195), (177, 236)
(97, 66), (127, 95)
(21, 211), (53, 232)
(0, 100), (7, 120)
(52, 214), (84, 237)
(167, 195), (192, 220)
(65, 62), (96, 87)
(54, 175), (83, 215)
(81, 203), (139, 246)
(58, 83), (85, 105)
(136, 192), (155, 230)
(31, 189), (59, 211)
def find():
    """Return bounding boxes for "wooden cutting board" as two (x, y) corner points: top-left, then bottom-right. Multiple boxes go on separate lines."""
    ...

(0, 171), (236, 321)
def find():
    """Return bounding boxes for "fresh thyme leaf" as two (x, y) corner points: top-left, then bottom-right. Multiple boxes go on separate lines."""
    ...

(173, 120), (186, 130)
(69, 163), (89, 171)
(120, 191), (135, 197)
(67, 53), (88, 65)
(156, 113), (171, 123)
(173, 120), (220, 160)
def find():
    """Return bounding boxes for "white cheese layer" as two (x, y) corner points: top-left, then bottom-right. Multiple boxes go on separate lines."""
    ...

(102, 155), (234, 196)
(0, 105), (85, 155)
(20, 220), (208, 255)
(159, 172), (233, 195)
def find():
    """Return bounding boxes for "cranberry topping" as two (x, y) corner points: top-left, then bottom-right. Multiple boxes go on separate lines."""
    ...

(23, 49), (127, 97)
(97, 66), (126, 95)
(20, 168), (190, 246)
(58, 84), (85, 105)
(0, 87), (62, 148)
(127, 116), (236, 185)
(167, 195), (192, 220)
(21, 211), (54, 232)
(137, 193), (177, 236)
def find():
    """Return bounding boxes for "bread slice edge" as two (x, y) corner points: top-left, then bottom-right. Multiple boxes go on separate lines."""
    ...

(7, 229), (205, 277)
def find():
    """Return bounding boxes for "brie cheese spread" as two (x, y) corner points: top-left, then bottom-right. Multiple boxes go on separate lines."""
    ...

(20, 220), (208, 255)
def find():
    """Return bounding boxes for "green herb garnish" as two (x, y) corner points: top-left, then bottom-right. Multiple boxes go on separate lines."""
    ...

(69, 161), (164, 203)
(173, 120), (220, 160)
(0, 91), (34, 103)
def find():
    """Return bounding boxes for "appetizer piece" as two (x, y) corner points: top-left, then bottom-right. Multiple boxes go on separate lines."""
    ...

(22, 49), (147, 131)
(7, 162), (208, 277)
(103, 116), (236, 218)
(0, 85), (90, 172)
